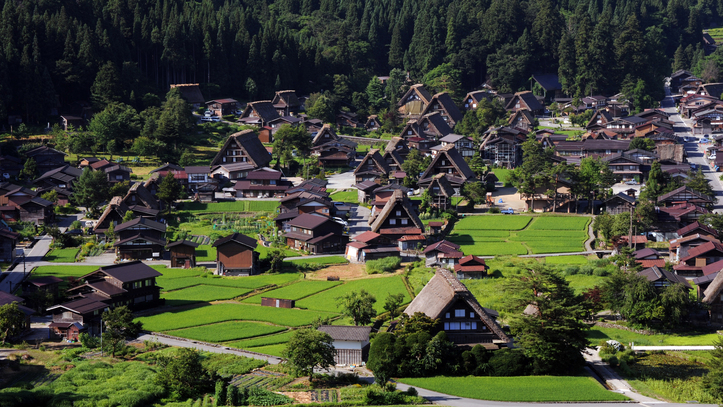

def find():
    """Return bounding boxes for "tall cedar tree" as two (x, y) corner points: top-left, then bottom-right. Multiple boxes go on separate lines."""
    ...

(101, 305), (142, 357)
(72, 168), (110, 217)
(157, 172), (184, 213)
(503, 264), (588, 375)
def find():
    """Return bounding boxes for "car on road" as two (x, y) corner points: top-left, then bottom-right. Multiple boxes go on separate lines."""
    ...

(500, 208), (515, 214)
(700, 138), (711, 144)
(333, 217), (348, 226)
(624, 180), (638, 185)
(201, 116), (220, 122)
(684, 136), (696, 142)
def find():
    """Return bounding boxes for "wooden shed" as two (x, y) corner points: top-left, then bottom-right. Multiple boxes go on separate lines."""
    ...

(261, 297), (295, 308)
(168, 240), (200, 268)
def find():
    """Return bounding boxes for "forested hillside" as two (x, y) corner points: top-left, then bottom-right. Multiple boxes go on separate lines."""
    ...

(0, 0), (719, 124)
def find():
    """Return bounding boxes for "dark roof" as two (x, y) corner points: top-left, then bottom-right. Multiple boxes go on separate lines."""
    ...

(243, 100), (281, 122)
(84, 261), (163, 283)
(47, 296), (107, 314)
(657, 186), (714, 204)
(0, 291), (24, 306)
(420, 145), (475, 181)
(211, 129), (272, 168)
(318, 325), (371, 342)
(286, 213), (332, 229)
(397, 84), (433, 107)
(113, 233), (167, 246)
(633, 248), (659, 259)
(354, 181), (380, 192)
(115, 217), (166, 233)
(638, 266), (691, 289)
(606, 192), (636, 205)
(171, 84), (205, 104)
(25, 145), (66, 157)
(246, 168), (283, 180)
(423, 92), (463, 124)
(532, 73), (562, 91)
(26, 276), (63, 286)
(167, 239), (200, 248)
(677, 221), (719, 238)
(354, 149), (391, 177)
(506, 91), (543, 112)
(212, 232), (258, 249)
(424, 240), (461, 254)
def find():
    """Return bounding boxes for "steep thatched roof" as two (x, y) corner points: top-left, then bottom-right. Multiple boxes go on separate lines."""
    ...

(123, 182), (159, 210)
(353, 149), (391, 176)
(428, 174), (455, 197)
(403, 268), (510, 344)
(370, 189), (424, 233)
(385, 137), (409, 154)
(210, 129), (271, 168)
(421, 92), (463, 124)
(704, 271), (723, 304)
(420, 145), (475, 181)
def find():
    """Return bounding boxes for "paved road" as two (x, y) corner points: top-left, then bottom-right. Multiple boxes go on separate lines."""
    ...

(1, 235), (52, 293)
(348, 204), (371, 237)
(327, 171), (357, 191)
(661, 87), (723, 212)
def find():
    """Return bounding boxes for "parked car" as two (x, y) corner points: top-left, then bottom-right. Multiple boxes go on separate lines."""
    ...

(700, 138), (711, 144)
(333, 217), (348, 226)
(501, 208), (515, 214)
(201, 116), (220, 122)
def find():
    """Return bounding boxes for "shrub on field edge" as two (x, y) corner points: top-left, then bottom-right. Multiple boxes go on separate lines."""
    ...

(366, 257), (402, 274)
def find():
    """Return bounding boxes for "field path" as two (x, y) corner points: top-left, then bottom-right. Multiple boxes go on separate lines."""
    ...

(135, 333), (283, 364)
(584, 217), (595, 251)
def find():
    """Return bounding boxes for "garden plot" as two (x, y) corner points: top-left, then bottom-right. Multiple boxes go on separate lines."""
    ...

(137, 303), (336, 331)
(295, 276), (411, 313)
(167, 321), (286, 342)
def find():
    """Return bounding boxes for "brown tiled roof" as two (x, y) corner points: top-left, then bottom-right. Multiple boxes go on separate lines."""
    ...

(638, 266), (691, 288)
(680, 241), (723, 262)
(677, 221), (718, 238)
(424, 240), (461, 254)
(286, 213), (332, 229)
(637, 259), (666, 268)
(115, 217), (166, 233)
(353, 231), (381, 243)
(702, 259), (723, 276)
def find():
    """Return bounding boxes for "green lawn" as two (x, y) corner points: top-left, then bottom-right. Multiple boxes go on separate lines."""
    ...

(195, 245), (216, 261)
(295, 276), (411, 313)
(489, 168), (513, 187)
(167, 321), (286, 343)
(43, 248), (79, 263)
(161, 285), (251, 306)
(157, 268), (206, 279)
(588, 326), (722, 347)
(137, 303), (336, 331)
(399, 376), (628, 402)
(242, 280), (341, 304)
(330, 190), (359, 203)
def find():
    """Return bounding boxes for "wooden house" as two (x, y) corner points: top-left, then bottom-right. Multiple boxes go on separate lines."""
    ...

(271, 90), (301, 116)
(369, 189), (425, 246)
(123, 183), (160, 210)
(344, 230), (400, 263)
(462, 91), (492, 111)
(434, 134), (476, 158)
(185, 166), (212, 190)
(238, 100), (280, 126)
(284, 213), (348, 254)
(657, 186), (715, 207)
(638, 266), (691, 290)
(318, 325), (371, 365)
(424, 240), (464, 268)
(397, 84), (433, 117)
(670, 234), (720, 263)
(336, 111), (361, 128)
(114, 217), (167, 260)
(90, 159), (113, 172)
(531, 74), (566, 102)
(210, 130), (272, 173)
(168, 240), (199, 268)
(696, 83), (723, 98)
(508, 109), (536, 132)
(33, 165), (82, 192)
(674, 240), (723, 276)
(48, 297), (104, 337)
(170, 83), (205, 108)
(403, 268), (511, 348)
(25, 145), (67, 175)
(212, 232), (259, 276)
(480, 126), (527, 168)
(586, 110), (613, 131)
(365, 115), (380, 131)
(420, 92), (464, 127)
(195, 182), (218, 203)
(400, 111), (453, 140)
(427, 174), (456, 211)
(634, 248), (665, 268)
(104, 165), (132, 184)
(5, 192), (54, 224)
(604, 193), (636, 215)
(0, 226), (18, 263)
(311, 125), (358, 167)
(455, 255), (489, 279)
(505, 91), (543, 116)
(603, 154), (645, 182)
(206, 98), (239, 117)
(418, 145), (476, 189)
(670, 70), (694, 90)
(234, 167), (291, 198)
(354, 149), (391, 183)
(353, 181), (380, 204)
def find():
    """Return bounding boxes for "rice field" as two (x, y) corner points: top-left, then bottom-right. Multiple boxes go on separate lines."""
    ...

(167, 321), (286, 342)
(162, 285), (251, 305)
(295, 275), (411, 313)
(43, 248), (79, 263)
(285, 256), (348, 266)
(242, 280), (341, 304)
(398, 376), (628, 402)
(545, 255), (589, 264)
(454, 215), (533, 230)
(183, 201), (280, 213)
(448, 215), (591, 255)
(158, 273), (301, 292)
(137, 303), (337, 331)
(229, 331), (295, 349)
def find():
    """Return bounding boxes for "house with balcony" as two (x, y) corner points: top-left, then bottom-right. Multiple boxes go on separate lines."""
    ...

(234, 167), (291, 198)
(210, 130), (272, 180)
(284, 213), (347, 254)
(113, 217), (167, 260)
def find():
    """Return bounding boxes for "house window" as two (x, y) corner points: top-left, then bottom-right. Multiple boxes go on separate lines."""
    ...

(472, 103), (477, 108)
(396, 211), (402, 216)
(401, 219), (408, 225)
(322, 208), (329, 213)
(445, 312), (450, 318)
(470, 312), (475, 318)
(390, 219), (396, 225)
(454, 309), (465, 317)
(115, 175), (123, 180)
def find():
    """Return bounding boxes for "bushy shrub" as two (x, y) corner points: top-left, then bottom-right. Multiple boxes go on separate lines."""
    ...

(579, 264), (595, 275)
(246, 386), (293, 406)
(366, 257), (402, 274)
(564, 266), (580, 275)
(593, 267), (609, 276)
(488, 207), (501, 214)
(487, 348), (530, 376)
(363, 386), (424, 405)
(79, 333), (99, 349)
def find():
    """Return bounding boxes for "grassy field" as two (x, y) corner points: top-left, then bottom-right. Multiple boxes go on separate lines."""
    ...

(490, 168), (512, 187)
(161, 285), (251, 305)
(167, 321), (286, 342)
(295, 275), (411, 313)
(31, 265), (99, 279)
(243, 280), (341, 304)
(43, 248), (80, 263)
(329, 190), (358, 203)
(399, 376), (628, 402)
(242, 343), (286, 357)
(528, 216), (589, 230)
(195, 245), (216, 261)
(588, 326), (721, 346)
(137, 303), (336, 331)
(182, 201), (280, 213)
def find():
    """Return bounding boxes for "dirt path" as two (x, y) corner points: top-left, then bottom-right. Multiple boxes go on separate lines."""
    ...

(585, 217), (595, 251)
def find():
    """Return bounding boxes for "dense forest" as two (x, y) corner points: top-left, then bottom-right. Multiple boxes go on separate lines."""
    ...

(0, 0), (720, 124)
